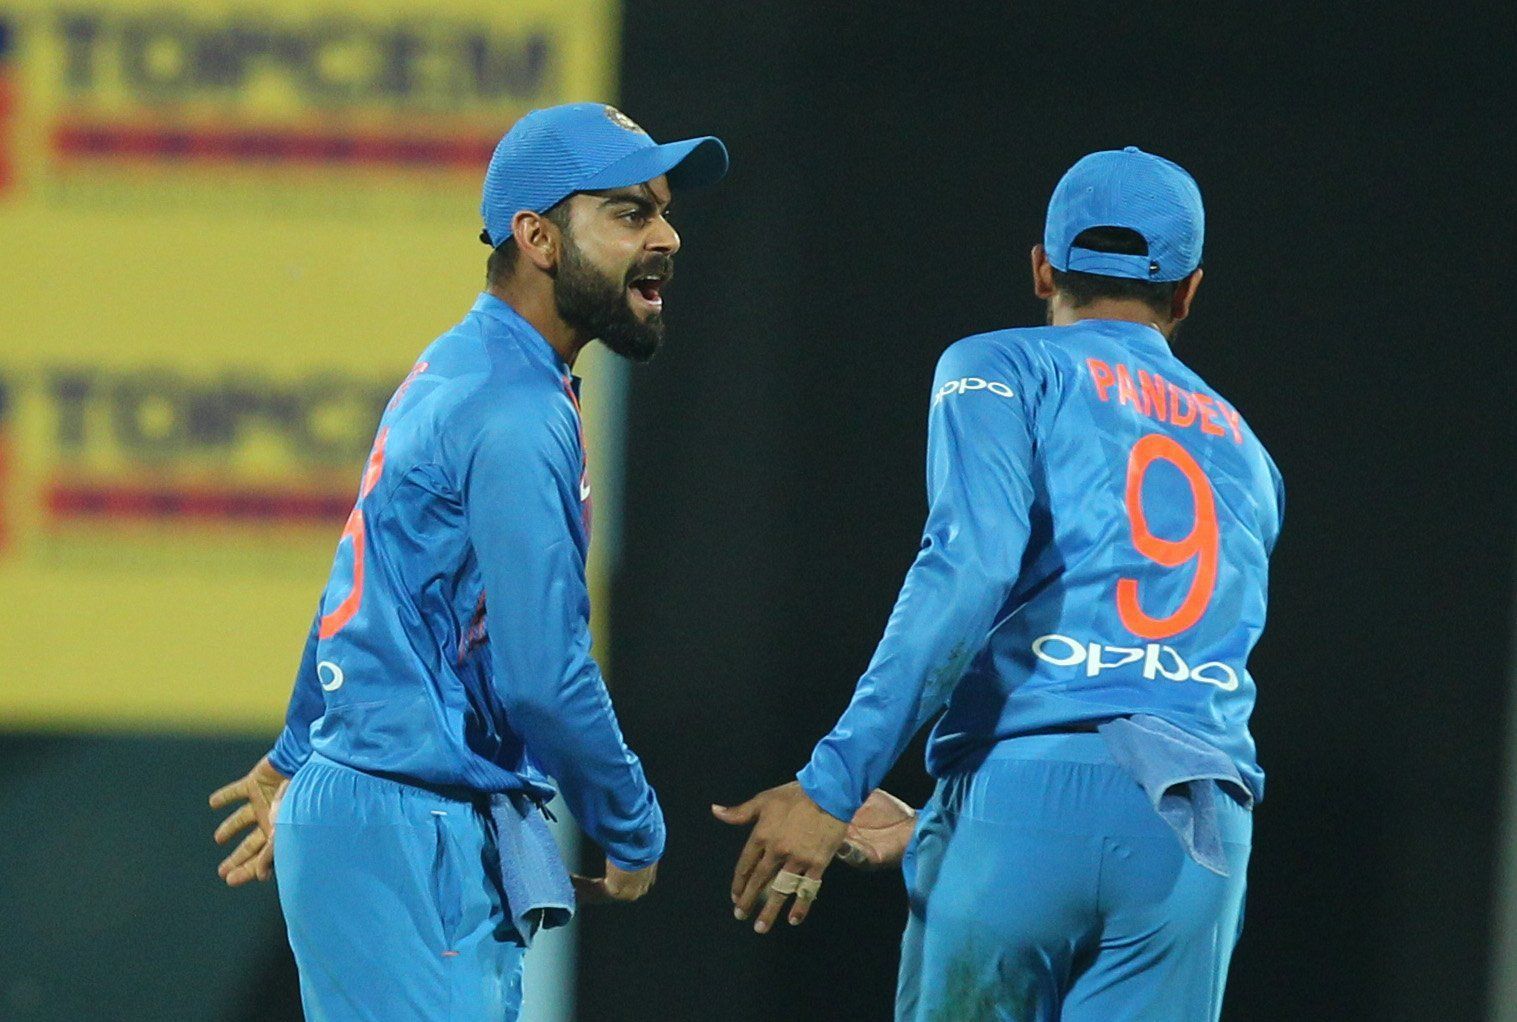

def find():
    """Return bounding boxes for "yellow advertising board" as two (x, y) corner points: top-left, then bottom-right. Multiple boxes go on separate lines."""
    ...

(0, 0), (623, 732)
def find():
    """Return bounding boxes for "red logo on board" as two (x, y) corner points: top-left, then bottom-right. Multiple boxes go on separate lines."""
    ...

(0, 19), (17, 194)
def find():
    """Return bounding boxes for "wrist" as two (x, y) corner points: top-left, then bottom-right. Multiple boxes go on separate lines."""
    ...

(606, 852), (658, 872)
(257, 756), (289, 780)
(795, 770), (855, 824)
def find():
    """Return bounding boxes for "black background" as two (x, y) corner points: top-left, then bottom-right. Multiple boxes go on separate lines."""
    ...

(589, 2), (1514, 1020)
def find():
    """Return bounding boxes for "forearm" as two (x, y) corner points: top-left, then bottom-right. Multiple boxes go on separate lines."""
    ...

(798, 538), (1007, 819)
(465, 406), (665, 866)
(800, 337), (1039, 818)
(504, 657), (665, 868)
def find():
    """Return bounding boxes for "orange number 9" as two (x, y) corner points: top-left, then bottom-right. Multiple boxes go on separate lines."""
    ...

(1116, 433), (1219, 640)
(318, 428), (389, 640)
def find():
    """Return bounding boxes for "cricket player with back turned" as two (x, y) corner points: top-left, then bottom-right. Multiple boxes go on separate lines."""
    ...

(207, 102), (727, 1020)
(717, 148), (1283, 1020)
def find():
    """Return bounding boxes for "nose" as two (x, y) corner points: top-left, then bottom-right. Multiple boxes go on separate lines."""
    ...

(649, 215), (680, 256)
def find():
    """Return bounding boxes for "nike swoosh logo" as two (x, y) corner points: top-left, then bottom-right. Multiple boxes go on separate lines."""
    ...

(580, 478), (591, 501)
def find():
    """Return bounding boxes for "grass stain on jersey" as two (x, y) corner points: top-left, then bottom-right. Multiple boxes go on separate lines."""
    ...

(922, 641), (973, 711)
(928, 951), (1037, 1021)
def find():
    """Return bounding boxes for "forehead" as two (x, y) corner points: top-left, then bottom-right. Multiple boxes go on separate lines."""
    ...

(582, 174), (673, 208)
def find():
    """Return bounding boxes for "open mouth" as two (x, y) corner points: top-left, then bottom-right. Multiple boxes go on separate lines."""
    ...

(628, 273), (667, 312)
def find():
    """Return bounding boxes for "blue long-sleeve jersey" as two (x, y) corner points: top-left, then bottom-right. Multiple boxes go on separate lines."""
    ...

(799, 319), (1283, 821)
(268, 293), (664, 870)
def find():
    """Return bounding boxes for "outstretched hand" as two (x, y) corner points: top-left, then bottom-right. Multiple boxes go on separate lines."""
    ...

(209, 756), (289, 887)
(712, 781), (848, 934)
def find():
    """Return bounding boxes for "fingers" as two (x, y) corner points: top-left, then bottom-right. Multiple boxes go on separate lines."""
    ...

(602, 878), (650, 902)
(208, 776), (249, 810)
(213, 804), (257, 846)
(222, 832), (275, 886)
(219, 828), (267, 885)
(573, 871), (655, 906)
(711, 798), (758, 826)
(218, 826), (264, 877)
(598, 860), (657, 903)
(734, 848), (781, 922)
(253, 841), (274, 883)
(213, 766), (288, 887)
(730, 829), (767, 907)
(571, 874), (613, 905)
(223, 866), (259, 888)
(752, 858), (798, 935)
(785, 862), (826, 928)
(601, 876), (649, 902)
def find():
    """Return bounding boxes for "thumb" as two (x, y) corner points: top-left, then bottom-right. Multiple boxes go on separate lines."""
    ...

(836, 840), (871, 868)
(572, 874), (612, 905)
(710, 799), (757, 825)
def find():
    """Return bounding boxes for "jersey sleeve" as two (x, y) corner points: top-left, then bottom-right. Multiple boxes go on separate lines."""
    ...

(461, 398), (665, 870)
(267, 604), (324, 777)
(1269, 462), (1286, 555)
(796, 336), (1041, 820)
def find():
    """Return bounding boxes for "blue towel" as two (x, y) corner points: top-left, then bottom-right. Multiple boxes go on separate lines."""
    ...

(1097, 714), (1253, 877)
(488, 793), (576, 946)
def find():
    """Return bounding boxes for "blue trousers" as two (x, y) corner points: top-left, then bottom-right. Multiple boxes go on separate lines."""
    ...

(897, 734), (1251, 1022)
(274, 755), (527, 1021)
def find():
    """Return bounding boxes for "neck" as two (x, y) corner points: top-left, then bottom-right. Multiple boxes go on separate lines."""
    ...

(1049, 296), (1171, 339)
(487, 281), (591, 368)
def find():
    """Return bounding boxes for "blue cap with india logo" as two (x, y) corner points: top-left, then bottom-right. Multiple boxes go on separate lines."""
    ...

(1044, 146), (1204, 282)
(480, 102), (729, 247)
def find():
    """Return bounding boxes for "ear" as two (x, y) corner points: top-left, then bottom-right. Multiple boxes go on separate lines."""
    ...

(1031, 244), (1056, 300)
(511, 209), (561, 272)
(1171, 267), (1204, 322)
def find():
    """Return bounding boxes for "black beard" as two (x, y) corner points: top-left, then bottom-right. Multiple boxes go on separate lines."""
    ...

(553, 241), (671, 364)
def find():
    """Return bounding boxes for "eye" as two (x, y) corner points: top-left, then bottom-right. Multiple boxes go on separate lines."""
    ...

(621, 209), (649, 225)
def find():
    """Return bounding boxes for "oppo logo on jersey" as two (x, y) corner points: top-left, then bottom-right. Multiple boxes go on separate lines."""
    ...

(1031, 633), (1240, 692)
(933, 377), (1015, 406)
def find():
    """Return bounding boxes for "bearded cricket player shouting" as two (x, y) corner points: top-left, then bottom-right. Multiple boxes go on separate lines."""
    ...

(716, 148), (1283, 1021)
(207, 103), (727, 1021)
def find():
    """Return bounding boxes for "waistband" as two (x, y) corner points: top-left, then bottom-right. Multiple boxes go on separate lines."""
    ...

(304, 751), (491, 808)
(979, 731), (1115, 766)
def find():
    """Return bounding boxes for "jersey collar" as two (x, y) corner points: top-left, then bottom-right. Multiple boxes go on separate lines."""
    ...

(470, 292), (571, 374)
(1076, 316), (1170, 348)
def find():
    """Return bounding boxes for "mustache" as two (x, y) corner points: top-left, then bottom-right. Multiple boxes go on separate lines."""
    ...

(625, 255), (675, 287)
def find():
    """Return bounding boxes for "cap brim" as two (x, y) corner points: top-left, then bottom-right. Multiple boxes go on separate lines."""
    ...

(578, 136), (729, 193)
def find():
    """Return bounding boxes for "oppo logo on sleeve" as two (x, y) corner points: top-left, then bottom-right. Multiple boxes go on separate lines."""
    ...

(933, 377), (1015, 406)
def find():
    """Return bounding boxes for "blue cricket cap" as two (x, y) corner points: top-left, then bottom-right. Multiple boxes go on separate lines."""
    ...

(1044, 146), (1204, 282)
(480, 102), (729, 247)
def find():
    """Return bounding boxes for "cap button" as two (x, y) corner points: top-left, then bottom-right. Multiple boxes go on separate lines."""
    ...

(1123, 145), (1140, 153)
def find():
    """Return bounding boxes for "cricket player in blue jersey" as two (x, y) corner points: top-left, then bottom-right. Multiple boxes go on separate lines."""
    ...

(206, 103), (727, 1020)
(716, 148), (1283, 1020)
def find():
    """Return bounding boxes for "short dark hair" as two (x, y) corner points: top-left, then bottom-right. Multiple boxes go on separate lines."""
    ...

(1049, 226), (1183, 317)
(484, 202), (572, 287)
